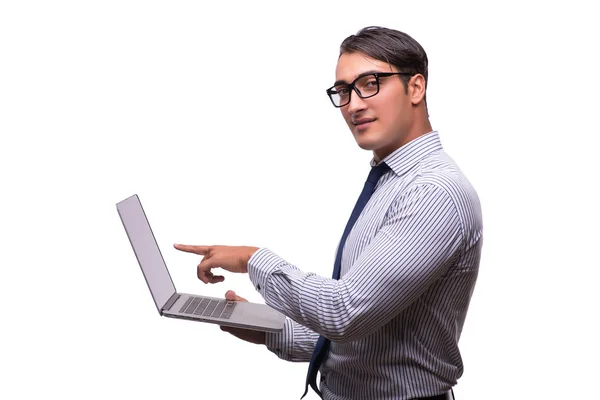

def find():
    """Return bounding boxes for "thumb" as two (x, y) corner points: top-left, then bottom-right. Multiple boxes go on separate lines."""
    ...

(225, 290), (248, 302)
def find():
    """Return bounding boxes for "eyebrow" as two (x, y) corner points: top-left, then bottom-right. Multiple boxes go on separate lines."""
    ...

(333, 70), (383, 86)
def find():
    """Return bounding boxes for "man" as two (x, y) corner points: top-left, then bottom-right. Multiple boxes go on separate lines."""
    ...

(175, 26), (482, 400)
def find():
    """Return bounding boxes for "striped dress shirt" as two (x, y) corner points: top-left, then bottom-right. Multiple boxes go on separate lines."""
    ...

(248, 131), (483, 400)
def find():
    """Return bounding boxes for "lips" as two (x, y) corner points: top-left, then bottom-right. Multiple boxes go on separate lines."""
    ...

(353, 118), (376, 126)
(352, 118), (376, 131)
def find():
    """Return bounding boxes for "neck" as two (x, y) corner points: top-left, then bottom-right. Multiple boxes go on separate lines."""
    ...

(373, 119), (433, 162)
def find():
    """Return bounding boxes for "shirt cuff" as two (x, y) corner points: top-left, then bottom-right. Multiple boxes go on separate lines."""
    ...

(264, 317), (294, 359)
(247, 247), (286, 299)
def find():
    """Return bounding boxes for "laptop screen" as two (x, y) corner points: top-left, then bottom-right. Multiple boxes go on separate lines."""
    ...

(117, 194), (176, 313)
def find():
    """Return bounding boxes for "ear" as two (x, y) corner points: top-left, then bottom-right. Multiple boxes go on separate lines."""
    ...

(409, 74), (426, 105)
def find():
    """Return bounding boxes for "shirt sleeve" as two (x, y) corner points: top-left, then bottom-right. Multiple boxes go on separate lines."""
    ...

(265, 317), (319, 362)
(248, 183), (464, 344)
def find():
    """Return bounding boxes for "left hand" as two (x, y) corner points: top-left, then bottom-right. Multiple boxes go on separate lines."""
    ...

(173, 244), (259, 284)
(219, 290), (266, 345)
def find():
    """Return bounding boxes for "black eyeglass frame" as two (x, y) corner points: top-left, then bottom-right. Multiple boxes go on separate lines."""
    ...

(326, 72), (414, 108)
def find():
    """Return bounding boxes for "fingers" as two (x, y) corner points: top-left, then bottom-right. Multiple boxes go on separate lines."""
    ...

(225, 290), (248, 302)
(196, 257), (224, 284)
(174, 244), (218, 283)
(219, 325), (266, 345)
(220, 325), (246, 339)
(197, 268), (225, 284)
(173, 244), (210, 255)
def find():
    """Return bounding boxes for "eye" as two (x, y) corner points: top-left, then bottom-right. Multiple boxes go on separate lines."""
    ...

(335, 86), (350, 96)
(364, 79), (378, 88)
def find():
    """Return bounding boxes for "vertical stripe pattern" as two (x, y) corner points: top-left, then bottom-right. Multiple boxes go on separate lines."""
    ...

(251, 131), (483, 400)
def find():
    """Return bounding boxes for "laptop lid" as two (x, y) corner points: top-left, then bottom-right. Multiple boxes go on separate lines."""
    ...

(117, 194), (176, 313)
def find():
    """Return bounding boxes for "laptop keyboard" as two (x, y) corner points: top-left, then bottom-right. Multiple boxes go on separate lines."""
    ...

(178, 296), (237, 320)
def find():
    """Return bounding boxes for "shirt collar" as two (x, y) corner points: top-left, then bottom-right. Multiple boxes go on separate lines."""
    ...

(371, 131), (443, 176)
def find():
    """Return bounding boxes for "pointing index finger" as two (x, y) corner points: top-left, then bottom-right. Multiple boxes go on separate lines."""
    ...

(173, 244), (210, 255)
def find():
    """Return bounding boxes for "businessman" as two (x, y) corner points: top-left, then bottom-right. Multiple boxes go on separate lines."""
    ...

(175, 26), (482, 400)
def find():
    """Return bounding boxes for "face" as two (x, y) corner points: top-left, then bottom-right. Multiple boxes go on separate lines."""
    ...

(334, 52), (423, 161)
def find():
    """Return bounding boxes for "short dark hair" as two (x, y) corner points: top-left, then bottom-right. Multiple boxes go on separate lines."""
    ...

(340, 26), (429, 95)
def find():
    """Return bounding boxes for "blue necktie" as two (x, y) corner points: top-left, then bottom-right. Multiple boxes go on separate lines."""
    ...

(302, 162), (391, 399)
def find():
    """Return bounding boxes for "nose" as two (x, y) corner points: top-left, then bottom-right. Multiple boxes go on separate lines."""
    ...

(346, 89), (367, 114)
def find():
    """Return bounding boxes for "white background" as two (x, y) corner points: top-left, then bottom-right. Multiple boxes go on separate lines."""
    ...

(1, 1), (598, 399)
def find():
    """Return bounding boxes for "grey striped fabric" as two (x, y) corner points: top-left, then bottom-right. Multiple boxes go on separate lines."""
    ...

(248, 131), (482, 400)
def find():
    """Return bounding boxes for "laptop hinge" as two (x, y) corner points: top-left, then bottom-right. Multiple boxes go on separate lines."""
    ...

(162, 293), (180, 314)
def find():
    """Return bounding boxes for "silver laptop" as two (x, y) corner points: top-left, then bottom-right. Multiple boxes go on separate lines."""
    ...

(116, 194), (285, 332)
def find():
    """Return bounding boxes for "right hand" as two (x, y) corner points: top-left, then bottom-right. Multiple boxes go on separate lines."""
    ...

(220, 290), (266, 345)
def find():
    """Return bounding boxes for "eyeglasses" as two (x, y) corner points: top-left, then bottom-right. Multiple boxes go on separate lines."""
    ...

(326, 72), (414, 108)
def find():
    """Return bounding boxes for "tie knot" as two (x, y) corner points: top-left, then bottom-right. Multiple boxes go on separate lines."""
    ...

(366, 162), (390, 185)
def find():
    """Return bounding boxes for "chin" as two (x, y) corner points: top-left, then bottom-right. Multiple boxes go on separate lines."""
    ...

(353, 131), (385, 151)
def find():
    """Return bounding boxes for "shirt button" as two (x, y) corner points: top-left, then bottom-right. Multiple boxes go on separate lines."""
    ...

(256, 284), (261, 291)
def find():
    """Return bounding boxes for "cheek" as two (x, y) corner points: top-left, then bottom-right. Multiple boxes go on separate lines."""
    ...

(341, 109), (353, 125)
(374, 96), (405, 126)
